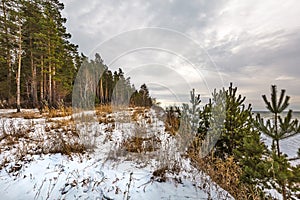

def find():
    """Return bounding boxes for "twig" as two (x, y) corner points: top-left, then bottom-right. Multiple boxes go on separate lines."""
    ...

(34, 178), (46, 200)
(288, 157), (300, 161)
(124, 172), (133, 200)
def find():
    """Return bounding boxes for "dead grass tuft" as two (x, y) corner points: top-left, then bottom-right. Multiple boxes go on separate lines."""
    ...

(123, 136), (161, 153)
(131, 109), (142, 121)
(189, 153), (262, 199)
(151, 162), (181, 183)
(47, 136), (85, 156)
(118, 121), (161, 155)
(131, 107), (149, 122)
(164, 107), (180, 135)
(98, 115), (115, 124)
(45, 106), (72, 118)
(152, 166), (168, 182)
(95, 105), (112, 115)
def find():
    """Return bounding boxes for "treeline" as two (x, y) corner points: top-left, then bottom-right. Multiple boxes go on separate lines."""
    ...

(73, 53), (153, 109)
(0, 0), (80, 110)
(0, 0), (153, 111)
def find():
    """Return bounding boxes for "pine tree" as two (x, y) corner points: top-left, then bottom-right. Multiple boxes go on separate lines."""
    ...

(189, 89), (201, 135)
(139, 83), (152, 107)
(211, 83), (260, 159)
(0, 0), (80, 108)
(198, 99), (211, 139)
(199, 87), (226, 157)
(0, 0), (17, 104)
(256, 85), (300, 200)
(13, 0), (24, 112)
(21, 0), (41, 106)
(205, 84), (270, 193)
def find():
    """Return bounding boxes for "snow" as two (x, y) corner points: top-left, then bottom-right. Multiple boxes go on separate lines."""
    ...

(0, 155), (230, 200)
(261, 134), (300, 166)
(0, 108), (232, 200)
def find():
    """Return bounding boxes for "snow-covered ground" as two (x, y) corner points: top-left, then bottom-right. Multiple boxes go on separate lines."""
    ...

(0, 108), (232, 200)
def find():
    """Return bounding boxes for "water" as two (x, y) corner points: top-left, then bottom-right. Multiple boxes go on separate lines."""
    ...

(254, 111), (300, 120)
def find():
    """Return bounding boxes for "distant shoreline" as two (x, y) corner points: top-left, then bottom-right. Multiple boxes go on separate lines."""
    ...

(253, 110), (300, 113)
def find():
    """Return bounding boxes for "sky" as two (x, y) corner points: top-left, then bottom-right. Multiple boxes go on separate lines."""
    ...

(61, 0), (300, 110)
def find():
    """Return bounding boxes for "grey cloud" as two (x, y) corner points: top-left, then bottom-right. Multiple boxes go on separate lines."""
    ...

(61, 0), (300, 109)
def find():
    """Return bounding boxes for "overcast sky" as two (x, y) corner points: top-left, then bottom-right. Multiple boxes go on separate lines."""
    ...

(61, 0), (300, 110)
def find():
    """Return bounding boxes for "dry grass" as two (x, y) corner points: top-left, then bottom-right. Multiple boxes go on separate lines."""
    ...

(152, 166), (168, 182)
(46, 132), (85, 156)
(131, 109), (143, 121)
(98, 115), (115, 124)
(122, 122), (161, 153)
(45, 106), (72, 118)
(189, 153), (262, 199)
(164, 107), (180, 135)
(0, 117), (85, 166)
(0, 107), (71, 119)
(95, 104), (112, 115)
(123, 136), (161, 153)
(0, 110), (42, 119)
(49, 119), (91, 153)
(0, 121), (30, 143)
(131, 107), (149, 122)
(96, 106), (112, 124)
(46, 119), (79, 138)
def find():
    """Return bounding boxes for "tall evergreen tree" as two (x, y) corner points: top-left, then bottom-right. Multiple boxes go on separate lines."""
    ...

(211, 83), (261, 159)
(203, 84), (270, 192)
(0, 0), (17, 104)
(0, 0), (80, 108)
(139, 83), (152, 107)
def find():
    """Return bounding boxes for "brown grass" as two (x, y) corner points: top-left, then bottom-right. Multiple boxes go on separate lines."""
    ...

(45, 106), (72, 118)
(98, 115), (115, 124)
(164, 108), (180, 135)
(95, 104), (112, 115)
(121, 121), (161, 153)
(45, 119), (87, 155)
(1, 117), (85, 158)
(131, 109), (143, 121)
(131, 107), (150, 122)
(0, 110), (42, 119)
(123, 136), (161, 153)
(189, 153), (262, 199)
(151, 162), (181, 183)
(152, 166), (168, 182)
(0, 122), (30, 144)
(47, 137), (85, 156)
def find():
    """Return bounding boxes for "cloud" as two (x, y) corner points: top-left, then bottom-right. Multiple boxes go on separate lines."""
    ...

(275, 76), (295, 81)
(61, 0), (300, 110)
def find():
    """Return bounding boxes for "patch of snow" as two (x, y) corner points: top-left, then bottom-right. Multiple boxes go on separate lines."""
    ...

(0, 108), (233, 199)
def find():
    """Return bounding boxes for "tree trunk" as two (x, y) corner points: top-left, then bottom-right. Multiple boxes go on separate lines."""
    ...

(100, 78), (104, 104)
(49, 64), (52, 105)
(282, 184), (287, 200)
(52, 65), (56, 104)
(30, 37), (37, 107)
(40, 55), (44, 101)
(105, 79), (108, 103)
(274, 112), (287, 200)
(43, 59), (47, 101)
(16, 23), (22, 112)
(274, 113), (280, 155)
(48, 38), (52, 106)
